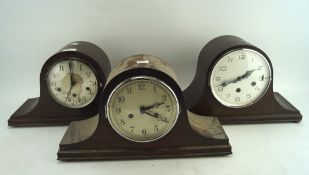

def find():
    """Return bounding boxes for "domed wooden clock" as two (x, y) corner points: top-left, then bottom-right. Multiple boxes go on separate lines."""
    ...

(58, 54), (231, 161)
(8, 41), (111, 126)
(184, 35), (302, 124)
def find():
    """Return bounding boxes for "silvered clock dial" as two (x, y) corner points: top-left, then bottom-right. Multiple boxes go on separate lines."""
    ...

(210, 49), (272, 108)
(106, 77), (179, 142)
(47, 59), (98, 108)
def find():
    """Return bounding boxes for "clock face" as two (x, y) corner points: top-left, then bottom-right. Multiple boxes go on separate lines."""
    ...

(210, 49), (272, 108)
(106, 77), (179, 142)
(47, 59), (98, 108)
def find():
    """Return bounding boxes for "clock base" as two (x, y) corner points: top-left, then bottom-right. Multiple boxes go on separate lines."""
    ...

(58, 145), (231, 161)
(57, 112), (232, 161)
(8, 98), (95, 126)
(216, 92), (302, 124)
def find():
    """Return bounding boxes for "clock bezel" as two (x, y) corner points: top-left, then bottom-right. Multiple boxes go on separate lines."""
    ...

(46, 57), (101, 109)
(209, 48), (273, 108)
(105, 76), (180, 143)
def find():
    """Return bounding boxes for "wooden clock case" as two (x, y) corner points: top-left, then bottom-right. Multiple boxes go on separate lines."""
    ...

(183, 35), (302, 124)
(57, 55), (231, 161)
(8, 41), (111, 126)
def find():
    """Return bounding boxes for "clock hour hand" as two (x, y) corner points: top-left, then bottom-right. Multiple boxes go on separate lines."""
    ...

(140, 102), (164, 112)
(220, 69), (256, 87)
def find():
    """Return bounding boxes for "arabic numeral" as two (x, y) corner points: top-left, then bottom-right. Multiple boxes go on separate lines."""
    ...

(86, 72), (91, 77)
(138, 82), (145, 91)
(154, 125), (159, 132)
(226, 94), (231, 98)
(116, 108), (121, 115)
(217, 86), (223, 92)
(93, 81), (97, 86)
(142, 129), (147, 135)
(162, 94), (167, 101)
(259, 75), (265, 81)
(219, 66), (227, 71)
(120, 119), (125, 125)
(117, 96), (125, 103)
(52, 73), (58, 79)
(165, 106), (171, 112)
(215, 77), (221, 81)
(235, 97), (240, 102)
(127, 87), (132, 94)
(130, 126), (134, 132)
(246, 94), (251, 99)
(257, 65), (263, 70)
(59, 65), (64, 71)
(239, 54), (246, 60)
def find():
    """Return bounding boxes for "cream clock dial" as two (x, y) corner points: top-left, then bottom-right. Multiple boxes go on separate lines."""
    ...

(106, 77), (179, 142)
(47, 59), (98, 108)
(210, 49), (272, 108)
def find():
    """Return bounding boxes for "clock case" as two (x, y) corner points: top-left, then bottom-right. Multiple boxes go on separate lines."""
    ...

(8, 41), (111, 126)
(58, 55), (231, 161)
(184, 35), (302, 124)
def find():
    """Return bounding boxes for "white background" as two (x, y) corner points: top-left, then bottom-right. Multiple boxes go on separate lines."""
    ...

(0, 0), (308, 175)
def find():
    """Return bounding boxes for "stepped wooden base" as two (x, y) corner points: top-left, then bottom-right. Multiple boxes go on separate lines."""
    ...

(58, 112), (232, 161)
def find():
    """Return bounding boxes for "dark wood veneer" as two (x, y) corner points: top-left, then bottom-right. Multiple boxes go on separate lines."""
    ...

(183, 35), (302, 124)
(8, 41), (111, 126)
(58, 55), (231, 161)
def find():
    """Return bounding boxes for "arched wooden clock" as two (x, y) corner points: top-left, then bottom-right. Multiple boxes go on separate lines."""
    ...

(8, 41), (111, 126)
(184, 35), (302, 124)
(58, 54), (231, 161)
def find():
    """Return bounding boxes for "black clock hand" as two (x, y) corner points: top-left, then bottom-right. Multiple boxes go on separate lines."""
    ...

(143, 110), (169, 123)
(69, 62), (74, 87)
(65, 62), (74, 102)
(220, 69), (256, 87)
(239, 69), (255, 80)
(140, 102), (164, 112)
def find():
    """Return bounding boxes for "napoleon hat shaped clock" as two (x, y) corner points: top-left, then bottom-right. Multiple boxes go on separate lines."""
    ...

(184, 35), (302, 124)
(8, 41), (111, 126)
(58, 54), (231, 161)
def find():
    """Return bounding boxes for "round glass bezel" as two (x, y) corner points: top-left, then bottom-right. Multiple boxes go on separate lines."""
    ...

(46, 57), (99, 109)
(209, 48), (272, 108)
(105, 76), (180, 143)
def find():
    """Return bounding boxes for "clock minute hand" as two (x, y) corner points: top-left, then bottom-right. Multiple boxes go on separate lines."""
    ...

(143, 110), (169, 123)
(68, 62), (74, 87)
(238, 68), (256, 81)
(65, 62), (74, 103)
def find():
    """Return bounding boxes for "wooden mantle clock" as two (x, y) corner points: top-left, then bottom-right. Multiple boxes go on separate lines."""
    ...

(57, 54), (232, 161)
(184, 35), (302, 124)
(8, 41), (111, 126)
